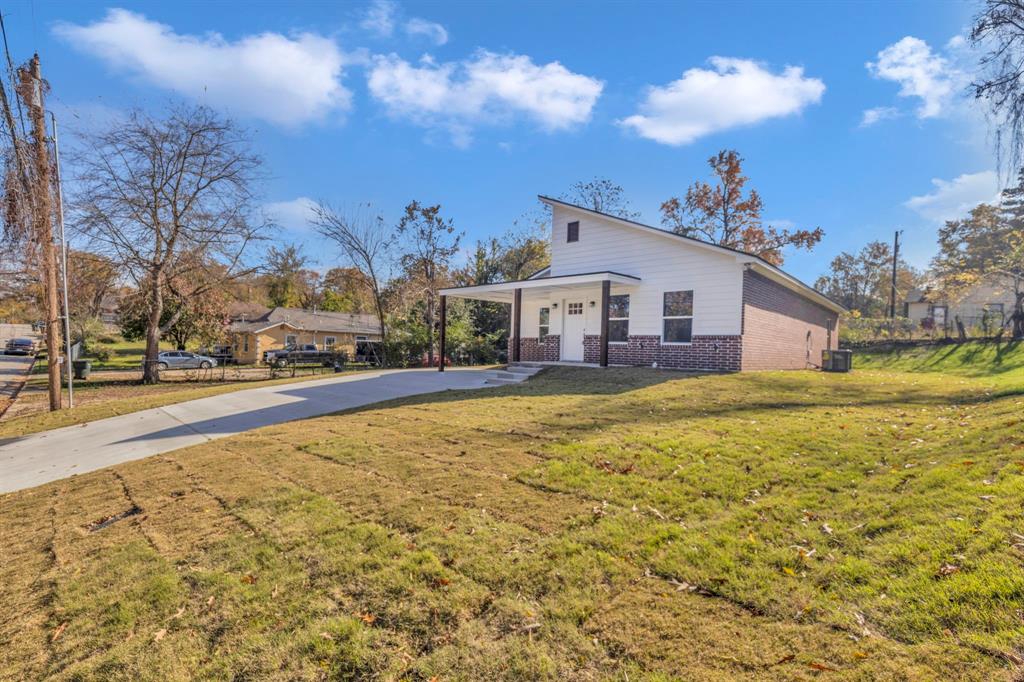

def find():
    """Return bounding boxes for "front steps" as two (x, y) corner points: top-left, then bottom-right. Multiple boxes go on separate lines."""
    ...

(484, 363), (544, 386)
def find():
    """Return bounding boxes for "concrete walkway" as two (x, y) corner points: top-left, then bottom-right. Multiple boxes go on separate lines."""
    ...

(0, 368), (498, 494)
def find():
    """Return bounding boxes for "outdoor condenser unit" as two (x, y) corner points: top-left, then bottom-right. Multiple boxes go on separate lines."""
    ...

(822, 349), (852, 372)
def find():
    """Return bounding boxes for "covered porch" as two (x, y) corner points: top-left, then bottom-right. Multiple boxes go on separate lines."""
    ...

(437, 271), (641, 370)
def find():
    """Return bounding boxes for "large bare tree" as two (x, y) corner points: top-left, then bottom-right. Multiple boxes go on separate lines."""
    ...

(311, 202), (393, 364)
(73, 104), (265, 382)
(972, 0), (1024, 177)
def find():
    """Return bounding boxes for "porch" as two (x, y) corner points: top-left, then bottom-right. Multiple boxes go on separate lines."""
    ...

(437, 271), (641, 370)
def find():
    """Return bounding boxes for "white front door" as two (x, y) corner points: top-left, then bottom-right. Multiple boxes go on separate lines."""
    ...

(562, 300), (585, 361)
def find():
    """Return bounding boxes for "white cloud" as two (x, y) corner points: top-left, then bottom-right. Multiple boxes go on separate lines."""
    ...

(904, 171), (999, 222)
(54, 9), (350, 128)
(404, 18), (448, 46)
(860, 105), (900, 127)
(265, 197), (318, 231)
(618, 57), (825, 145)
(867, 36), (961, 119)
(367, 50), (603, 143)
(361, 0), (397, 37)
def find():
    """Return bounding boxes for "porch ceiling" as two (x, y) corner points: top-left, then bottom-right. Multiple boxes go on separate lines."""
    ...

(439, 271), (641, 303)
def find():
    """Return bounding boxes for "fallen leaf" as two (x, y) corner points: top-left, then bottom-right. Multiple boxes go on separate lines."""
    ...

(153, 628), (167, 642)
(171, 606), (185, 619)
(206, 596), (215, 607)
(808, 661), (837, 671)
(938, 564), (960, 576)
(51, 622), (68, 642)
(852, 651), (868, 659)
(821, 523), (833, 535)
(240, 574), (256, 585)
(357, 612), (376, 625)
(783, 567), (796, 576)
(320, 632), (334, 641)
(773, 653), (796, 665)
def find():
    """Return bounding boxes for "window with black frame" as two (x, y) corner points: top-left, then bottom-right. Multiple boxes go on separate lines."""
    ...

(608, 294), (629, 342)
(663, 290), (693, 343)
(539, 307), (550, 342)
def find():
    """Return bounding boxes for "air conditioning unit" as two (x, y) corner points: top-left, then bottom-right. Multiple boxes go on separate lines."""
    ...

(822, 349), (852, 372)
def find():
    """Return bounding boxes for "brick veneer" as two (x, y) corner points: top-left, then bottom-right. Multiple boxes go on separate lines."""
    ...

(741, 269), (839, 371)
(584, 334), (741, 371)
(509, 335), (561, 362)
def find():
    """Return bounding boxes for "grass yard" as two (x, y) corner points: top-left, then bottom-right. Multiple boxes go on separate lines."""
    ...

(30, 338), (167, 374)
(1, 350), (1023, 679)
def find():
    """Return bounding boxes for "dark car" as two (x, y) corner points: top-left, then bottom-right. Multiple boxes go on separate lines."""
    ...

(4, 338), (36, 356)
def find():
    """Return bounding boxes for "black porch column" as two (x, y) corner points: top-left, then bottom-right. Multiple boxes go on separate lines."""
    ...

(512, 288), (522, 363)
(599, 279), (610, 367)
(438, 295), (446, 372)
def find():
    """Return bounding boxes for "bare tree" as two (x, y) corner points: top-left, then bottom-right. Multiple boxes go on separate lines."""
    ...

(972, 0), (1024, 177)
(311, 202), (393, 364)
(563, 177), (640, 219)
(73, 104), (266, 383)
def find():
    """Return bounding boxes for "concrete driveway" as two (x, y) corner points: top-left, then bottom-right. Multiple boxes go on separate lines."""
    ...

(0, 368), (497, 494)
(0, 354), (35, 401)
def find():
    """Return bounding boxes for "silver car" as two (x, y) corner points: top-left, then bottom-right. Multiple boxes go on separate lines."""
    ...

(153, 350), (217, 370)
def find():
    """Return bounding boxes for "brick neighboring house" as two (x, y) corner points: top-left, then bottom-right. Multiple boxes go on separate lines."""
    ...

(439, 196), (844, 372)
(227, 307), (382, 364)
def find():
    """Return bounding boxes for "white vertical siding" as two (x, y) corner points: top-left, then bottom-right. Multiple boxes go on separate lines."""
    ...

(548, 206), (745, 336)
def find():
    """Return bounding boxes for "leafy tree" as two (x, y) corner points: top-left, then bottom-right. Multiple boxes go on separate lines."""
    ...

(66, 250), (121, 341)
(395, 201), (462, 367)
(934, 177), (1024, 337)
(120, 284), (229, 350)
(563, 178), (640, 219)
(660, 150), (823, 265)
(320, 267), (375, 313)
(73, 104), (265, 383)
(264, 244), (308, 307)
(815, 241), (920, 316)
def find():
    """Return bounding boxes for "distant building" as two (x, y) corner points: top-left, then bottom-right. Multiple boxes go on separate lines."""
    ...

(904, 278), (1017, 333)
(227, 306), (382, 363)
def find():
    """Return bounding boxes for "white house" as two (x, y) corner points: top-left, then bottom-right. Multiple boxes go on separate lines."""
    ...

(438, 196), (845, 372)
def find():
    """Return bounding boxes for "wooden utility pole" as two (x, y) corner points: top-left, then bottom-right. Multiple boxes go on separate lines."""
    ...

(889, 229), (902, 320)
(21, 54), (61, 410)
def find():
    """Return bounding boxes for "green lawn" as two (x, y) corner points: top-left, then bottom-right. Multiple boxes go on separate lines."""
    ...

(1, 354), (1022, 680)
(854, 339), (1024, 380)
(31, 338), (172, 374)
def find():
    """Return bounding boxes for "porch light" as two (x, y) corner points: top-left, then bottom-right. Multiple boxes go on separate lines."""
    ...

(589, 301), (596, 307)
(552, 302), (558, 309)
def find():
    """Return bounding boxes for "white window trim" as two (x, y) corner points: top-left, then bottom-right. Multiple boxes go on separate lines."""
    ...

(324, 336), (337, 348)
(538, 306), (551, 345)
(608, 294), (629, 345)
(662, 290), (694, 345)
(285, 334), (298, 346)
(356, 335), (368, 341)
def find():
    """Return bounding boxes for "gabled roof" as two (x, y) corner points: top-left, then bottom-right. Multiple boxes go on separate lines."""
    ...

(538, 195), (846, 314)
(228, 307), (382, 335)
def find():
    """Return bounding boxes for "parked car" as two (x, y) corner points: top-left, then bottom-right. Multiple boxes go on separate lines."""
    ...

(263, 343), (338, 367)
(149, 350), (218, 370)
(4, 337), (36, 355)
(199, 344), (235, 365)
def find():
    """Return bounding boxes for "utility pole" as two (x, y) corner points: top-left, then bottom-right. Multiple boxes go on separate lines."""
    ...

(889, 229), (902, 321)
(20, 54), (61, 410)
(51, 112), (73, 407)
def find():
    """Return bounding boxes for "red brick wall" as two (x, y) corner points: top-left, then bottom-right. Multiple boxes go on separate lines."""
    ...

(741, 270), (839, 371)
(585, 334), (741, 371)
(511, 336), (561, 362)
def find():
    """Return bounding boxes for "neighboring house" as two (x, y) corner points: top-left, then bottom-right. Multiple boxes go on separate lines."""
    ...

(904, 279), (1017, 332)
(439, 196), (844, 372)
(227, 307), (382, 364)
(98, 293), (121, 326)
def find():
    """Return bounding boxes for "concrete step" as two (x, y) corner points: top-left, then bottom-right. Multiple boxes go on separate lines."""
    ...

(485, 377), (522, 386)
(505, 365), (542, 375)
(489, 370), (526, 381)
(509, 361), (545, 369)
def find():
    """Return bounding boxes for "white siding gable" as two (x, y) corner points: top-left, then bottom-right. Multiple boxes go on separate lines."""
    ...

(548, 206), (745, 336)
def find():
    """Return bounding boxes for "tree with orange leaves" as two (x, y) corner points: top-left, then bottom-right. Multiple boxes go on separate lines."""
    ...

(660, 149), (822, 265)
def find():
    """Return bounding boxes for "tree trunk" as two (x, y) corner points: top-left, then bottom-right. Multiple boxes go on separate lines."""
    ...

(1013, 290), (1024, 340)
(955, 315), (967, 342)
(142, 278), (163, 384)
(425, 290), (435, 368)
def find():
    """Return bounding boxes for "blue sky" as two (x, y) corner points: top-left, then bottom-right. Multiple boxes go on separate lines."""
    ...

(1, 0), (996, 282)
